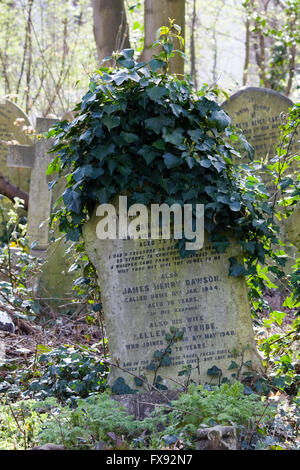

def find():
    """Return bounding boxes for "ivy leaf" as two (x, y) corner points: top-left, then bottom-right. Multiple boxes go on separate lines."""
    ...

(112, 70), (130, 86)
(161, 356), (171, 366)
(163, 153), (181, 169)
(138, 147), (157, 165)
(111, 377), (137, 395)
(229, 200), (241, 212)
(79, 129), (93, 145)
(117, 57), (135, 69)
(199, 158), (211, 168)
(63, 189), (82, 214)
(91, 142), (115, 161)
(208, 109), (231, 131)
(163, 128), (184, 146)
(102, 115), (120, 131)
(145, 116), (167, 134)
(239, 134), (254, 159)
(162, 435), (178, 445)
(228, 361), (238, 370)
(170, 103), (183, 117)
(120, 131), (139, 143)
(133, 377), (144, 387)
(146, 361), (156, 371)
(146, 86), (168, 101)
(207, 365), (222, 376)
(120, 48), (135, 59)
(149, 59), (165, 72)
(188, 129), (204, 142)
(210, 234), (230, 253)
(66, 227), (81, 242)
(229, 257), (247, 277)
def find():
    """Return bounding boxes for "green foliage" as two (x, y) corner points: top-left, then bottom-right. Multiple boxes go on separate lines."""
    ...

(149, 19), (185, 74)
(111, 377), (138, 395)
(0, 197), (43, 320)
(47, 43), (284, 282)
(5, 382), (275, 450)
(243, 0), (300, 93)
(0, 382), (276, 450)
(0, 345), (109, 404)
(149, 382), (275, 448)
(0, 398), (54, 450)
(35, 392), (140, 450)
(268, 103), (300, 213)
(145, 327), (184, 390)
(247, 103), (300, 397)
(0, 0), (97, 115)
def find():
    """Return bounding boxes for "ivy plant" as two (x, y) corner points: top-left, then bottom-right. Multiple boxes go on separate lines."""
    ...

(46, 31), (284, 282)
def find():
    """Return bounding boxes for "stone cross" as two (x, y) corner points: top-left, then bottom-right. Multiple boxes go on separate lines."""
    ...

(7, 117), (57, 250)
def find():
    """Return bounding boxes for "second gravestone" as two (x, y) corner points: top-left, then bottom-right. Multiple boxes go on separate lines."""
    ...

(0, 98), (31, 192)
(0, 99), (32, 236)
(222, 86), (298, 164)
(223, 87), (299, 269)
(83, 214), (263, 392)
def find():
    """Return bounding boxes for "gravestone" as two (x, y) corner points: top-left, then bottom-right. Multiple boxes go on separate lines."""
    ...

(83, 214), (263, 391)
(0, 98), (32, 192)
(0, 99), (32, 234)
(223, 87), (299, 270)
(222, 87), (297, 165)
(7, 118), (75, 304)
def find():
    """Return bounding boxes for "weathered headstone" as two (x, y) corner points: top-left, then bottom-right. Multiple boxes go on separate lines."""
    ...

(7, 118), (75, 303)
(0, 99), (32, 236)
(223, 87), (299, 271)
(222, 87), (297, 164)
(83, 214), (262, 391)
(0, 98), (32, 192)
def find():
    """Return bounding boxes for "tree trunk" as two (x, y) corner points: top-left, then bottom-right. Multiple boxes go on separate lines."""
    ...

(141, 0), (185, 76)
(0, 173), (29, 210)
(91, 0), (130, 64)
(243, 18), (250, 86)
(190, 0), (197, 88)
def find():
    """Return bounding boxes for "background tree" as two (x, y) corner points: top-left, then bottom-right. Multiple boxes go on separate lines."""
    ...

(242, 0), (300, 95)
(91, 0), (130, 64)
(140, 0), (186, 75)
(0, 0), (97, 117)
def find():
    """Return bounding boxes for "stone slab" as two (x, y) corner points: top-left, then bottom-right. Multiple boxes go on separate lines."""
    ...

(112, 390), (180, 420)
(83, 213), (262, 391)
(7, 145), (35, 168)
(0, 98), (31, 192)
(223, 88), (299, 272)
(222, 87), (297, 164)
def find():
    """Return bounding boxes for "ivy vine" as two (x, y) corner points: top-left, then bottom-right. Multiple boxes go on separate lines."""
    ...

(46, 35), (285, 283)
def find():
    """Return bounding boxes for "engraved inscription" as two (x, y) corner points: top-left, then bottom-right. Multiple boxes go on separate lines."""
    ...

(84, 214), (262, 388)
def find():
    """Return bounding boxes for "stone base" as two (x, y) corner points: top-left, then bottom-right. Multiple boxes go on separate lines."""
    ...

(111, 390), (179, 420)
(112, 391), (238, 450)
